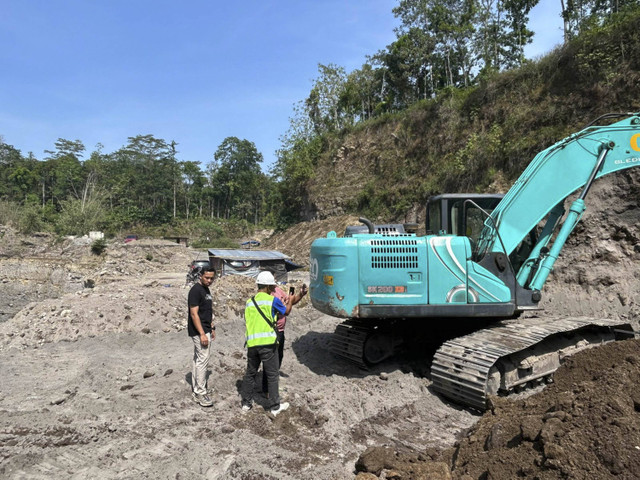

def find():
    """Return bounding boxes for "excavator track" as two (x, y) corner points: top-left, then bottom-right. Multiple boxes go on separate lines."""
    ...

(330, 319), (401, 368)
(330, 319), (369, 368)
(431, 317), (636, 410)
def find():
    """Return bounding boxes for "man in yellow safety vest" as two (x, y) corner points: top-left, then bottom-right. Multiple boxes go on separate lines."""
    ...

(240, 271), (293, 416)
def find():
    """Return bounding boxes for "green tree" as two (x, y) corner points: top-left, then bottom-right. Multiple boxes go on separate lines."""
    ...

(41, 138), (86, 207)
(305, 64), (349, 133)
(211, 137), (263, 220)
(0, 143), (40, 202)
(373, 27), (439, 108)
(503, 0), (538, 66)
(272, 135), (323, 227)
(111, 134), (176, 223)
(8, 166), (37, 202)
(181, 160), (205, 219)
(560, 0), (639, 39)
(339, 63), (381, 121)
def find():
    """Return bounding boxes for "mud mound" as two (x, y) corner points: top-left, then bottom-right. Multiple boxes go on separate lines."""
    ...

(448, 338), (640, 480)
(355, 338), (640, 480)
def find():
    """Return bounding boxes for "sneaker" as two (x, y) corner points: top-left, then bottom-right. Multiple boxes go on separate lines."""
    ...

(241, 404), (252, 413)
(270, 402), (290, 416)
(192, 392), (213, 407)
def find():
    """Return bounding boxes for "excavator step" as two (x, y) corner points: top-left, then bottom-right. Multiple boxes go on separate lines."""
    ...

(431, 317), (635, 410)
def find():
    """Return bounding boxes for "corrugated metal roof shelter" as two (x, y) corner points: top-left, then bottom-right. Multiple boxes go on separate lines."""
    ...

(207, 249), (302, 282)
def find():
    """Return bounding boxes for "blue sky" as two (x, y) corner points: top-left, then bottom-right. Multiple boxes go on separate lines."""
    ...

(0, 0), (563, 171)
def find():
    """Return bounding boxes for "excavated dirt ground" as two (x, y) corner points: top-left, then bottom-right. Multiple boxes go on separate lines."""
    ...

(0, 171), (639, 479)
(0, 234), (477, 479)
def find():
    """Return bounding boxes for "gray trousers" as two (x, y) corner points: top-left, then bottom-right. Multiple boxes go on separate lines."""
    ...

(191, 333), (211, 396)
(241, 344), (280, 410)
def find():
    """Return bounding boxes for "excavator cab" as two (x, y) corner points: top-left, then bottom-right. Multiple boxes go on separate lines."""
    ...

(426, 193), (538, 271)
(425, 193), (504, 244)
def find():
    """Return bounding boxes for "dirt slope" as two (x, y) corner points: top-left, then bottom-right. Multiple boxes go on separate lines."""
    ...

(261, 215), (360, 267)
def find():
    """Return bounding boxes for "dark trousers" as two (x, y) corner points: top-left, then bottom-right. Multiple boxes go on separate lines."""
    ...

(241, 344), (280, 410)
(262, 331), (285, 393)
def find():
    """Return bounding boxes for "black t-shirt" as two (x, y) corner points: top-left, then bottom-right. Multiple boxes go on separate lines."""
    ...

(187, 283), (213, 336)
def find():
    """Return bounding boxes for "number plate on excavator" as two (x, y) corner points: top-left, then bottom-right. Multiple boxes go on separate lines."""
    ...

(366, 286), (407, 293)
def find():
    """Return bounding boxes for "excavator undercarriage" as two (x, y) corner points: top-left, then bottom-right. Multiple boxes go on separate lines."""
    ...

(431, 316), (636, 410)
(330, 316), (637, 410)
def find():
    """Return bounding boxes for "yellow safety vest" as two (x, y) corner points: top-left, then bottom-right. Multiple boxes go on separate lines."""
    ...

(244, 291), (278, 348)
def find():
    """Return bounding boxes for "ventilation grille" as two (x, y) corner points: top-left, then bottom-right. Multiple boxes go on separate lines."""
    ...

(370, 239), (419, 269)
(375, 226), (411, 236)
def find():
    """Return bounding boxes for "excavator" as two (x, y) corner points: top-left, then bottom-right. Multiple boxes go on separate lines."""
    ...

(309, 113), (640, 410)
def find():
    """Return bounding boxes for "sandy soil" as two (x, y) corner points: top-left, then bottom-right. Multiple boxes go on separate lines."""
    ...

(0, 171), (638, 480)
(0, 237), (477, 479)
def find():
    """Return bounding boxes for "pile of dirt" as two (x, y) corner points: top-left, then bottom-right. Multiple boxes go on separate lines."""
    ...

(355, 338), (640, 480)
(0, 230), (195, 322)
(0, 227), (64, 258)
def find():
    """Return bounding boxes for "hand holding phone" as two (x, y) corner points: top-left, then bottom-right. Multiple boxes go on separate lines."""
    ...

(289, 286), (295, 295)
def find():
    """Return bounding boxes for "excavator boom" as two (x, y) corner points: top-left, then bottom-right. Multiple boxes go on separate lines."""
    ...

(479, 114), (640, 261)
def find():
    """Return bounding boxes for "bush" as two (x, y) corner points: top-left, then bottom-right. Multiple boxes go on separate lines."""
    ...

(55, 197), (106, 236)
(192, 219), (225, 239)
(0, 200), (22, 228)
(91, 239), (107, 255)
(18, 204), (46, 234)
(191, 237), (239, 249)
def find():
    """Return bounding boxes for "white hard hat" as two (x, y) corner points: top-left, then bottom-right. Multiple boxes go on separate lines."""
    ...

(256, 271), (277, 285)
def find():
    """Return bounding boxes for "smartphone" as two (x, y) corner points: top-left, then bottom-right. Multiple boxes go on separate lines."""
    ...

(289, 286), (295, 295)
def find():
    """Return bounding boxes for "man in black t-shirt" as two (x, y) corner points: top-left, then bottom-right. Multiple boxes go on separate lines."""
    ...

(188, 266), (216, 407)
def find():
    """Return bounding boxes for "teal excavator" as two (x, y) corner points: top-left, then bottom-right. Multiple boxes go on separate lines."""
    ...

(309, 113), (640, 409)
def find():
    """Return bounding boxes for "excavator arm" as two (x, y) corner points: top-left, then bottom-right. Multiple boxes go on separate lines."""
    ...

(476, 113), (640, 290)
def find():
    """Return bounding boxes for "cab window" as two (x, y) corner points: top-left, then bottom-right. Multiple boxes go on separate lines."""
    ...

(427, 201), (441, 234)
